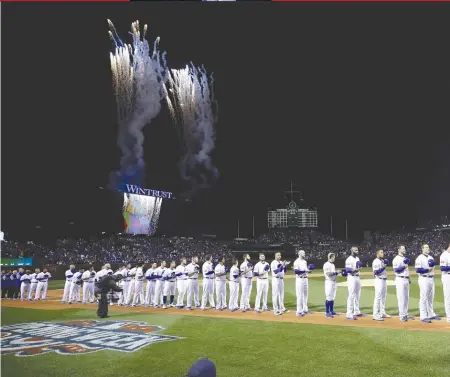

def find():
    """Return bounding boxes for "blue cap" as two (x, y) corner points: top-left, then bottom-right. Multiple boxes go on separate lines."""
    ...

(187, 359), (216, 377)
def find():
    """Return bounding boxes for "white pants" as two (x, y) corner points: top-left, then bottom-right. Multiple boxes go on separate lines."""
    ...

(28, 283), (37, 300)
(153, 280), (164, 306)
(272, 277), (285, 312)
(418, 276), (437, 320)
(186, 278), (200, 308)
(201, 278), (215, 308)
(62, 281), (72, 302)
(163, 281), (176, 297)
(176, 280), (187, 307)
(395, 276), (410, 317)
(228, 281), (240, 310)
(144, 281), (155, 306)
(325, 280), (337, 301)
(215, 280), (227, 309)
(69, 283), (81, 302)
(119, 281), (131, 305)
(373, 278), (387, 318)
(127, 280), (136, 304)
(346, 276), (361, 317)
(132, 280), (145, 305)
(254, 278), (268, 310)
(296, 277), (308, 313)
(35, 282), (48, 300)
(20, 283), (30, 300)
(82, 282), (95, 303)
(442, 273), (450, 321)
(240, 277), (252, 310)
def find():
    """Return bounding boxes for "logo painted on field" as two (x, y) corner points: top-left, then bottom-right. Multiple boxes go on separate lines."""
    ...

(0, 320), (182, 357)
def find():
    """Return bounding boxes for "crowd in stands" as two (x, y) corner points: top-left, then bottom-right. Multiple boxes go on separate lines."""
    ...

(1, 227), (449, 265)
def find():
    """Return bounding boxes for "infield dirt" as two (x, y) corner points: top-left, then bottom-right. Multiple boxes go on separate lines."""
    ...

(2, 289), (449, 332)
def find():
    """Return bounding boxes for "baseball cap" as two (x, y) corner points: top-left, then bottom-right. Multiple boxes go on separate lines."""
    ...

(186, 359), (216, 377)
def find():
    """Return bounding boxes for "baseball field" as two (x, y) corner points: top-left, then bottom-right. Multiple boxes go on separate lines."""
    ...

(1, 268), (449, 377)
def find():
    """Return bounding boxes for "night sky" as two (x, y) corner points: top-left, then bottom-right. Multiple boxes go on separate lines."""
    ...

(2, 3), (450, 241)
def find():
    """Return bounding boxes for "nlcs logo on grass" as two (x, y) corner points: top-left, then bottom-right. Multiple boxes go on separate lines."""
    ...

(0, 320), (183, 357)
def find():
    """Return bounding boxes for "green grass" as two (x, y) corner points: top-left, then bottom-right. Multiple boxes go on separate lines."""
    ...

(2, 269), (447, 377)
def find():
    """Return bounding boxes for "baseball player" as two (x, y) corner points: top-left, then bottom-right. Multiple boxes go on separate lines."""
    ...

(162, 261), (177, 308)
(186, 256), (200, 310)
(372, 249), (391, 321)
(440, 243), (450, 323)
(28, 268), (40, 301)
(114, 266), (127, 305)
(144, 262), (157, 307)
(62, 265), (76, 303)
(392, 245), (413, 322)
(69, 269), (84, 304)
(117, 264), (131, 306)
(132, 263), (145, 306)
(153, 261), (167, 308)
(201, 255), (216, 310)
(271, 252), (290, 315)
(323, 253), (341, 318)
(415, 244), (441, 323)
(20, 270), (31, 300)
(253, 253), (270, 313)
(175, 257), (188, 308)
(293, 250), (315, 317)
(81, 267), (96, 304)
(228, 258), (240, 311)
(214, 256), (228, 311)
(239, 254), (253, 312)
(35, 269), (52, 301)
(345, 247), (364, 320)
(128, 265), (137, 303)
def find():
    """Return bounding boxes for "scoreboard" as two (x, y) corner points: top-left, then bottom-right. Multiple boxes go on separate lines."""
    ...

(267, 201), (318, 229)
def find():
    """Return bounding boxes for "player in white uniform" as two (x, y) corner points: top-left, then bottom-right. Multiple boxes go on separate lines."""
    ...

(372, 249), (391, 321)
(114, 266), (126, 305)
(271, 252), (290, 315)
(228, 258), (240, 311)
(62, 265), (76, 303)
(253, 253), (270, 313)
(293, 250), (314, 317)
(128, 266), (137, 304)
(69, 269), (84, 304)
(163, 261), (177, 308)
(344, 247), (364, 320)
(117, 264), (131, 306)
(201, 255), (216, 310)
(214, 256), (228, 310)
(323, 253), (341, 318)
(20, 270), (31, 300)
(28, 269), (39, 301)
(440, 243), (450, 323)
(132, 263), (145, 306)
(35, 269), (52, 300)
(175, 257), (188, 308)
(81, 267), (96, 304)
(239, 254), (253, 312)
(392, 245), (413, 322)
(186, 256), (200, 310)
(415, 244), (441, 323)
(144, 263), (157, 307)
(153, 261), (167, 308)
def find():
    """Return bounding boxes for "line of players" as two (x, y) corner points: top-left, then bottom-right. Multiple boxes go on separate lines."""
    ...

(0, 268), (52, 301)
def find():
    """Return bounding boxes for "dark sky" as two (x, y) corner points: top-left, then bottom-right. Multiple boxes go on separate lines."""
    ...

(2, 3), (450, 241)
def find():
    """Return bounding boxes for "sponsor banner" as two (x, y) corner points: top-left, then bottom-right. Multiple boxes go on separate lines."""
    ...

(1, 258), (33, 267)
(121, 184), (174, 200)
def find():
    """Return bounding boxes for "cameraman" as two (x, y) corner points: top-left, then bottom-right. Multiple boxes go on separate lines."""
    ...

(95, 270), (122, 319)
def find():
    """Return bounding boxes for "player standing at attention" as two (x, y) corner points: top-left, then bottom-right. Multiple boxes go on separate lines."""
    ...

(415, 244), (441, 323)
(323, 253), (340, 318)
(293, 250), (315, 317)
(175, 257), (188, 308)
(201, 255), (216, 310)
(228, 258), (240, 311)
(440, 243), (450, 323)
(36, 268), (51, 301)
(186, 256), (200, 310)
(62, 265), (76, 304)
(81, 267), (96, 304)
(271, 252), (290, 315)
(20, 270), (31, 301)
(131, 263), (145, 306)
(345, 247), (364, 320)
(28, 268), (39, 301)
(153, 261), (166, 308)
(253, 253), (270, 313)
(392, 245), (413, 322)
(372, 249), (391, 321)
(239, 254), (253, 312)
(214, 256), (228, 310)
(119, 264), (131, 306)
(162, 261), (177, 308)
(69, 268), (84, 304)
(144, 262), (157, 307)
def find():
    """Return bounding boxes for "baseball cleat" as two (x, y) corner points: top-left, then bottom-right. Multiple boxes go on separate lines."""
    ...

(195, 305), (201, 308)
(346, 316), (356, 320)
(304, 311), (312, 315)
(274, 311), (282, 316)
(282, 309), (289, 313)
(254, 309), (261, 313)
(382, 314), (392, 318)
(296, 312), (304, 317)
(162, 305), (167, 309)
(355, 314), (365, 317)
(400, 316), (408, 322)
(325, 313), (334, 318)
(373, 317), (384, 321)
(421, 318), (432, 323)
(331, 311), (337, 315)
(407, 316), (415, 320)
(447, 319), (450, 323)
(186, 307), (193, 311)
(263, 308), (270, 312)
(431, 316), (441, 320)
(240, 308), (247, 312)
